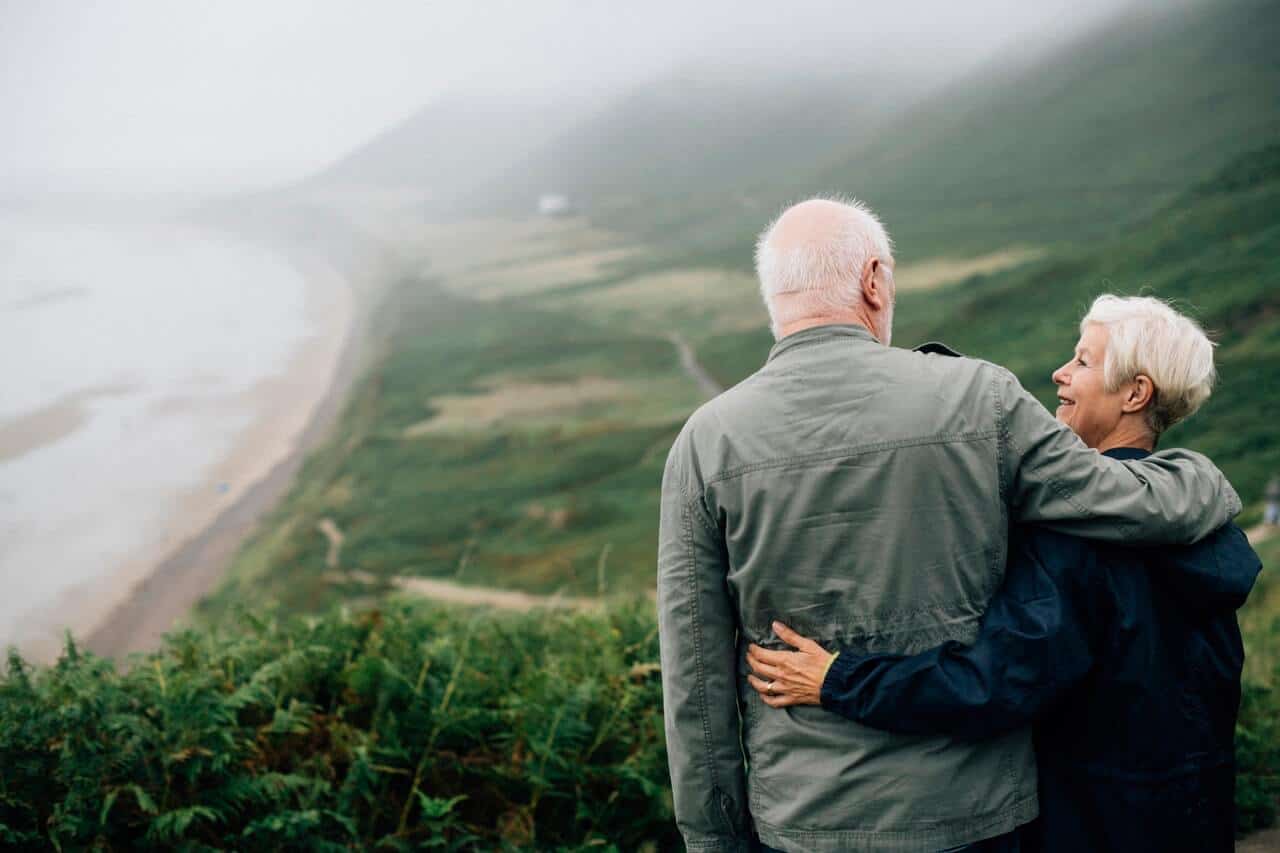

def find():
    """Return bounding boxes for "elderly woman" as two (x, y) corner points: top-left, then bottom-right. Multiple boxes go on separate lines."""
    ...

(747, 295), (1261, 852)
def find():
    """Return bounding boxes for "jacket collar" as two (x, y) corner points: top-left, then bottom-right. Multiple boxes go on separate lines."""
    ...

(1102, 447), (1152, 461)
(767, 323), (880, 364)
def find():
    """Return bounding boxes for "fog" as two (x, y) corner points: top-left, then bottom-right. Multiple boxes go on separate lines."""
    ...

(2, 0), (1138, 198)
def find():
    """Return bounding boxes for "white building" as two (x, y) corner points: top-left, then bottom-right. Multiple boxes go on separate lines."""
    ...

(537, 193), (571, 216)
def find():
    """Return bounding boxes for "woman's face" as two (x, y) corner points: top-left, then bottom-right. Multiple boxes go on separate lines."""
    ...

(1052, 323), (1130, 448)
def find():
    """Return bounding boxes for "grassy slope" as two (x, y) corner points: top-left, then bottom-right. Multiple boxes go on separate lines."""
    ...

(820, 0), (1280, 258)
(199, 234), (704, 621)
(601, 0), (1280, 268)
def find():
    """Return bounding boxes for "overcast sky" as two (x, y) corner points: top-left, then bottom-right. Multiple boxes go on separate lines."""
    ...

(1, 0), (1135, 195)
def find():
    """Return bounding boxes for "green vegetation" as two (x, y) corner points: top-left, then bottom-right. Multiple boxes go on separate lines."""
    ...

(1, 601), (672, 850)
(1239, 534), (1280, 833)
(199, 269), (700, 622)
(814, 0), (1280, 259)
(6, 583), (1278, 847)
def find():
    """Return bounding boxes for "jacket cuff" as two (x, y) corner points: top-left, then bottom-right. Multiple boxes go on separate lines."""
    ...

(819, 649), (863, 710)
(820, 650), (841, 683)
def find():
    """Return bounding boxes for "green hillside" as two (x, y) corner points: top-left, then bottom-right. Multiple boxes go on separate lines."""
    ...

(589, 0), (1280, 266)
(823, 0), (1280, 258)
(471, 66), (927, 226)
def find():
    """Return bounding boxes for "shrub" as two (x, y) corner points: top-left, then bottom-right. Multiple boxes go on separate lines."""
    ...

(0, 601), (675, 851)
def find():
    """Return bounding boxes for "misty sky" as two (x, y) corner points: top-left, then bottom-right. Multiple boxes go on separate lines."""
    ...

(2, 0), (1136, 195)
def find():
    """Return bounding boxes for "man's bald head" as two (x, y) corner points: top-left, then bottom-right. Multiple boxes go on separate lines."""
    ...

(755, 196), (895, 342)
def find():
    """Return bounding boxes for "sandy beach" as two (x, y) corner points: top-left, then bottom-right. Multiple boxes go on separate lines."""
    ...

(7, 238), (368, 664)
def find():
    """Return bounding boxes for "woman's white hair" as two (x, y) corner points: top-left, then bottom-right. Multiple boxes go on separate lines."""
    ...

(1082, 294), (1217, 436)
(755, 196), (894, 339)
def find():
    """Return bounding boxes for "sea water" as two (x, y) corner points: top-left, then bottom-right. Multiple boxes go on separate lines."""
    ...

(0, 213), (311, 651)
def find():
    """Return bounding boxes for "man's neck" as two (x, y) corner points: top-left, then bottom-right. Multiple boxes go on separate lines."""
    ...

(779, 314), (877, 341)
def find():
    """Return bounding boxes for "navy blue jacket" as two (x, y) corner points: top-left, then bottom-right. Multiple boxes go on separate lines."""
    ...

(820, 448), (1262, 853)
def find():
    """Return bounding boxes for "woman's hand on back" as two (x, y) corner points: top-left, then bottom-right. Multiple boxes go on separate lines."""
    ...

(746, 621), (834, 708)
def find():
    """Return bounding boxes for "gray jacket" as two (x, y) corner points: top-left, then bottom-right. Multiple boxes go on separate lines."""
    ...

(657, 324), (1241, 853)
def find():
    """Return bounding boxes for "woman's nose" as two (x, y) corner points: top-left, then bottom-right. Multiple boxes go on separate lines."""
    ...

(1052, 363), (1070, 386)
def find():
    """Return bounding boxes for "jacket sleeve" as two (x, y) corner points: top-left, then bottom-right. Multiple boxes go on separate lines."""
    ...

(657, 428), (751, 851)
(820, 530), (1105, 740)
(992, 366), (1240, 544)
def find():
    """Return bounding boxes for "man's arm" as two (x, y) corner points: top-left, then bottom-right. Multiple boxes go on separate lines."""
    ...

(657, 428), (751, 852)
(819, 529), (1106, 740)
(993, 366), (1240, 543)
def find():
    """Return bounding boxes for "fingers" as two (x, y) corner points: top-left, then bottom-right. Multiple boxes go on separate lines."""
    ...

(747, 643), (792, 667)
(772, 621), (820, 652)
(746, 652), (785, 682)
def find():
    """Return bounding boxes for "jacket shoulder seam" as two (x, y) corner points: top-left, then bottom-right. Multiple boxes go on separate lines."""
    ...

(705, 430), (999, 487)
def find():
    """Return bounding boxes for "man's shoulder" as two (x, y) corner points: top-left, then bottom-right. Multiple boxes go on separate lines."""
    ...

(682, 368), (771, 431)
(892, 343), (1018, 411)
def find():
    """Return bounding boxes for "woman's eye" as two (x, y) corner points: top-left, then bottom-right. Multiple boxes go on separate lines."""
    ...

(1076, 358), (1087, 367)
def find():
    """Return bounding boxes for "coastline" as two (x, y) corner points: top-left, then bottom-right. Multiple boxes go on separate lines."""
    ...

(54, 242), (372, 663)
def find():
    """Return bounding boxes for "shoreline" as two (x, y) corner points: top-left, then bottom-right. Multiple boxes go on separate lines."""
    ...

(67, 240), (373, 662)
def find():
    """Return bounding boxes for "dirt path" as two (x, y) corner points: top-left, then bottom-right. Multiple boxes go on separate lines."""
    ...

(1237, 825), (1280, 851)
(667, 332), (723, 399)
(327, 570), (603, 612)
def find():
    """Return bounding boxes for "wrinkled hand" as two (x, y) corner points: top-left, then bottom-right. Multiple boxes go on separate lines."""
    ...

(747, 621), (833, 708)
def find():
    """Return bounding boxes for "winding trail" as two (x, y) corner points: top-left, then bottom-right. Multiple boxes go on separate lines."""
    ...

(667, 332), (723, 399)
(315, 333), (722, 613)
(311, 333), (722, 615)
(325, 570), (604, 612)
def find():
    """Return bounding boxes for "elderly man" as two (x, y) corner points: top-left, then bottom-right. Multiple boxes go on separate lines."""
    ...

(656, 198), (1241, 852)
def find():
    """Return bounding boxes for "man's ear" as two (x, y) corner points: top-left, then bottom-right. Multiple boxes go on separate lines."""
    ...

(1122, 375), (1156, 413)
(861, 257), (886, 310)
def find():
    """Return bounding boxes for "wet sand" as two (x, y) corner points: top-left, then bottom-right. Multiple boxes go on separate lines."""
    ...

(32, 249), (371, 662)
(0, 383), (137, 464)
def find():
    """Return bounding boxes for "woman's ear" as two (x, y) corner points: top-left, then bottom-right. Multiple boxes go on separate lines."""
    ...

(1122, 374), (1156, 413)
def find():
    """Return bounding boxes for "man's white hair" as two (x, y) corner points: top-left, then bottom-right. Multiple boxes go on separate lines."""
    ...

(755, 196), (894, 339)
(1082, 294), (1217, 436)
